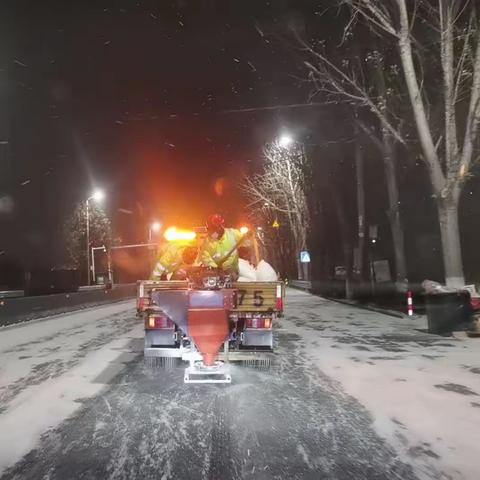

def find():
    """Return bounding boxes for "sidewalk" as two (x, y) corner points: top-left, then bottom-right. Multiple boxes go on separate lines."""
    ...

(285, 289), (480, 480)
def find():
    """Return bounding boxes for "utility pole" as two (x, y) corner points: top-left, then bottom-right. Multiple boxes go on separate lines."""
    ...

(354, 122), (366, 281)
(84, 190), (105, 286)
(86, 198), (91, 286)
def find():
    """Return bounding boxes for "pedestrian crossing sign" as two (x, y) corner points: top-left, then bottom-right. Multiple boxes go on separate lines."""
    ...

(272, 219), (280, 228)
(300, 251), (311, 263)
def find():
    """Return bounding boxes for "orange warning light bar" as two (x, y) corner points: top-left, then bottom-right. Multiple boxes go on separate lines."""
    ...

(164, 226), (197, 242)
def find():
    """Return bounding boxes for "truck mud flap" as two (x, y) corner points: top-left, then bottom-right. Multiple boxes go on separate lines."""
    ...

(241, 329), (273, 349)
(144, 346), (181, 369)
(144, 356), (180, 369)
(231, 350), (275, 370)
(239, 356), (272, 370)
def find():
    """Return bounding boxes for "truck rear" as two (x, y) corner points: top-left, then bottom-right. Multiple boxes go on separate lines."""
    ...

(230, 281), (284, 351)
(140, 278), (285, 376)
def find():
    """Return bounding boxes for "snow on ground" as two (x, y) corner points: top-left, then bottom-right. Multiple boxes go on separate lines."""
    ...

(0, 300), (141, 474)
(1, 290), (480, 479)
(1, 302), (421, 480)
(285, 289), (480, 480)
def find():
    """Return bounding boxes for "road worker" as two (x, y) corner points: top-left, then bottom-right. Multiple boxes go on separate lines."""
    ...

(200, 214), (250, 275)
(151, 242), (198, 280)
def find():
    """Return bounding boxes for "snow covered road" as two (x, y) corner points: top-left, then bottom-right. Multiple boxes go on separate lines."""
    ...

(0, 290), (479, 479)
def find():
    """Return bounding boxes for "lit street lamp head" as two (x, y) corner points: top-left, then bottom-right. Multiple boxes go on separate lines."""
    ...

(151, 221), (162, 232)
(91, 189), (105, 202)
(278, 134), (294, 148)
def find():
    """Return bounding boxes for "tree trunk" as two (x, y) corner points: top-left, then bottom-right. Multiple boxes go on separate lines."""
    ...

(296, 256), (303, 280)
(437, 198), (465, 287)
(331, 188), (354, 299)
(354, 129), (366, 280)
(383, 136), (408, 291)
(344, 243), (354, 300)
(396, 1), (466, 288)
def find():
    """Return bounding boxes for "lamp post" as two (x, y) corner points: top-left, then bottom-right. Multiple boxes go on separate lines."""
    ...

(86, 189), (105, 285)
(91, 245), (107, 285)
(276, 133), (304, 279)
(148, 221), (162, 242)
(148, 221), (162, 273)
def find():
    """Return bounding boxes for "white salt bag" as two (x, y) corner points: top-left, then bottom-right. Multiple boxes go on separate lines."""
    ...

(238, 258), (257, 281)
(255, 260), (278, 281)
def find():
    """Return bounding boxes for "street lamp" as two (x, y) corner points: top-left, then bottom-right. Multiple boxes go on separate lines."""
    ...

(278, 134), (294, 148)
(149, 221), (162, 241)
(86, 189), (105, 286)
(91, 189), (105, 202)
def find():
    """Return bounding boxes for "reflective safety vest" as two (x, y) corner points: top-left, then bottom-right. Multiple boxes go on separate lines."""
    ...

(200, 228), (245, 272)
(151, 242), (189, 278)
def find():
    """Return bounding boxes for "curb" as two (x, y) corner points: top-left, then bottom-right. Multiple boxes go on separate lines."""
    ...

(288, 283), (408, 319)
(325, 297), (407, 319)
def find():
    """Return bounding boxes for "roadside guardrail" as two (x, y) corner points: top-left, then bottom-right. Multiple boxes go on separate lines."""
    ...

(289, 280), (312, 290)
(0, 290), (25, 299)
(0, 284), (136, 327)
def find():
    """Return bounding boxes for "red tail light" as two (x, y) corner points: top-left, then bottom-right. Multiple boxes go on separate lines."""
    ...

(138, 297), (150, 311)
(246, 317), (272, 329)
(275, 284), (283, 311)
(145, 315), (174, 329)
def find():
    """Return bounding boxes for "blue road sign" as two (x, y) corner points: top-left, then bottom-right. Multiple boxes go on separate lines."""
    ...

(300, 251), (311, 263)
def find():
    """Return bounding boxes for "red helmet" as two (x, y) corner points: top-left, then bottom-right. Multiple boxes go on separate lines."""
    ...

(206, 214), (225, 229)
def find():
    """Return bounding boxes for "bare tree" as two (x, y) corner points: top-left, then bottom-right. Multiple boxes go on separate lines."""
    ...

(345, 0), (480, 286)
(64, 202), (112, 280)
(242, 141), (310, 279)
(293, 29), (409, 289)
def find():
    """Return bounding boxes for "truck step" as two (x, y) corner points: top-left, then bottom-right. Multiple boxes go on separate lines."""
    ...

(184, 361), (231, 384)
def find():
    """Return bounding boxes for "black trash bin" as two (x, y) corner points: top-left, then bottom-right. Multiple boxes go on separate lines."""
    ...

(425, 291), (472, 334)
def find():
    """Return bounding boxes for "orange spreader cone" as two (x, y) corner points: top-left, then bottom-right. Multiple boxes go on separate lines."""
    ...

(188, 309), (229, 365)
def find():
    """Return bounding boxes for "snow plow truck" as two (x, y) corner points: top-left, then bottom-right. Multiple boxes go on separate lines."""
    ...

(137, 227), (285, 384)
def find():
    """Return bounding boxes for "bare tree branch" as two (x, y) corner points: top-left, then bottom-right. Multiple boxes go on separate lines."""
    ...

(395, 0), (446, 194)
(440, 0), (459, 173)
(347, 0), (399, 37)
(453, 12), (475, 106)
(295, 32), (407, 145)
(242, 142), (310, 255)
(460, 28), (480, 178)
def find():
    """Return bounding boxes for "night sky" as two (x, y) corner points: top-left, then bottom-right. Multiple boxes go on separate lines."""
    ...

(0, 0), (323, 270)
(3, 0), (480, 286)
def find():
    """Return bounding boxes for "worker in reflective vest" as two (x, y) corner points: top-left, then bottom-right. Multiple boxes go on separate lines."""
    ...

(200, 214), (249, 275)
(151, 242), (198, 280)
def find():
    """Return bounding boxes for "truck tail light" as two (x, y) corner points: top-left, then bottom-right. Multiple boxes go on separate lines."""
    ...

(138, 297), (150, 311)
(145, 315), (174, 329)
(275, 284), (283, 311)
(246, 317), (272, 329)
